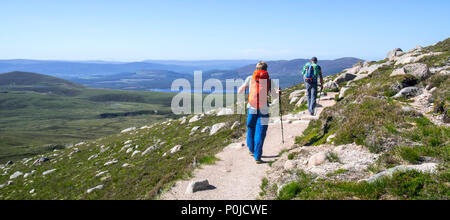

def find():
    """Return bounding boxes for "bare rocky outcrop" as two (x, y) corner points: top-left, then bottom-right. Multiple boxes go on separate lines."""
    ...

(360, 163), (438, 183)
(267, 144), (380, 188)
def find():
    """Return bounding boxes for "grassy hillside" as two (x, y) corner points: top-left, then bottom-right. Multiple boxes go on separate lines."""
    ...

(0, 111), (244, 199)
(0, 72), (177, 163)
(262, 38), (450, 200)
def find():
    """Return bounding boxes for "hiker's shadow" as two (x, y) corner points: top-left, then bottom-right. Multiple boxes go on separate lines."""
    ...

(198, 185), (217, 192)
(262, 155), (278, 159)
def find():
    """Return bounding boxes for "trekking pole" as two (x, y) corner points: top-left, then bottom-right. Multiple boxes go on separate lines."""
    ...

(279, 91), (285, 144)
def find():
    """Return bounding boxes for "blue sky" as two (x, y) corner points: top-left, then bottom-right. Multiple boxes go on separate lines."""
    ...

(1, 0), (449, 61)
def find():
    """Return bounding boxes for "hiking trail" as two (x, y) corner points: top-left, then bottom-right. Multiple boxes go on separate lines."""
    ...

(161, 92), (338, 200)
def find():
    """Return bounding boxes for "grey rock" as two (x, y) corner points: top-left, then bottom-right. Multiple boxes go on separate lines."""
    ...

(296, 96), (307, 107)
(308, 152), (327, 167)
(339, 87), (349, 99)
(324, 81), (339, 91)
(33, 157), (50, 165)
(387, 48), (403, 60)
(403, 63), (431, 80)
(104, 159), (118, 166)
(87, 185), (104, 193)
(189, 115), (201, 123)
(42, 169), (57, 176)
(10, 171), (23, 179)
(142, 146), (157, 156)
(201, 126), (211, 133)
(289, 90), (306, 100)
(361, 163), (438, 183)
(121, 127), (136, 133)
(185, 179), (212, 194)
(210, 122), (228, 135)
(393, 87), (422, 99)
(334, 73), (357, 84)
(217, 108), (234, 116)
(6, 161), (14, 166)
(390, 67), (407, 77)
(231, 121), (240, 130)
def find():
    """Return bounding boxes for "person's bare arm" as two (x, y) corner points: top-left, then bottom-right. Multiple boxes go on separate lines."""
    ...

(238, 83), (247, 94)
(319, 66), (324, 89)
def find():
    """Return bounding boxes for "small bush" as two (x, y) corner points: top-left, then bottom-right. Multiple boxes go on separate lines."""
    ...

(277, 182), (301, 200)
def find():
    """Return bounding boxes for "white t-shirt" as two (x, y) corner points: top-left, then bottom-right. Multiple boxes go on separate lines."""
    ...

(243, 76), (279, 114)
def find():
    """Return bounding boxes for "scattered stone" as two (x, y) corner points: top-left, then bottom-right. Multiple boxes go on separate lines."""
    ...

(210, 122), (228, 135)
(387, 48), (403, 61)
(131, 150), (141, 157)
(95, 171), (109, 177)
(104, 159), (118, 166)
(201, 126), (211, 133)
(231, 121), (240, 130)
(361, 163), (438, 183)
(169, 145), (182, 154)
(124, 140), (132, 145)
(88, 154), (99, 161)
(339, 87), (349, 99)
(393, 87), (422, 99)
(402, 106), (414, 112)
(189, 115), (201, 123)
(308, 152), (328, 167)
(29, 189), (35, 194)
(74, 142), (85, 147)
(403, 63), (431, 80)
(390, 67), (407, 77)
(324, 81), (339, 91)
(289, 96), (299, 104)
(87, 185), (104, 194)
(327, 134), (336, 143)
(120, 144), (132, 152)
(217, 108), (234, 116)
(126, 148), (133, 154)
(5, 161), (14, 166)
(289, 90), (306, 100)
(284, 160), (297, 170)
(296, 96), (307, 107)
(191, 126), (200, 133)
(10, 171), (23, 179)
(185, 179), (211, 194)
(142, 146), (156, 156)
(42, 169), (57, 176)
(121, 127), (136, 133)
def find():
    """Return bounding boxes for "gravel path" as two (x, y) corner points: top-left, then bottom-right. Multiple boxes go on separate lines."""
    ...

(161, 93), (337, 200)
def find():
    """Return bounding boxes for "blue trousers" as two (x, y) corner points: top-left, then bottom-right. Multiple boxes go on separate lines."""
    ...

(247, 109), (269, 161)
(305, 81), (318, 114)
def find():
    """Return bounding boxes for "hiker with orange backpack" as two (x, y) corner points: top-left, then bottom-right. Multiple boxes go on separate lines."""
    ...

(302, 57), (324, 116)
(238, 62), (280, 164)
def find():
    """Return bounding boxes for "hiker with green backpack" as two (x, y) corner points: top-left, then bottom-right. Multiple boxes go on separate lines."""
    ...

(302, 57), (324, 116)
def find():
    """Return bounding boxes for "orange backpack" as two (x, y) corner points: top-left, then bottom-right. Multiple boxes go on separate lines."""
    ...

(248, 70), (271, 109)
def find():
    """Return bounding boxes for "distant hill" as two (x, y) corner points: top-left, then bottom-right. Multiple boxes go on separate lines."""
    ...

(0, 71), (86, 96)
(204, 57), (363, 88)
(0, 71), (83, 88)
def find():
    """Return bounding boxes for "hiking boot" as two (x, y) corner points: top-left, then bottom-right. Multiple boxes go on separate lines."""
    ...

(249, 152), (254, 157)
(256, 160), (262, 164)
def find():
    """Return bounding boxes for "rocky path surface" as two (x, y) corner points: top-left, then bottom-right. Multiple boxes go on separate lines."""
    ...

(411, 88), (449, 127)
(161, 93), (337, 200)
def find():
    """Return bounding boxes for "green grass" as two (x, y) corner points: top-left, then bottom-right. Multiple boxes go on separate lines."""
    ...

(0, 88), (176, 163)
(0, 112), (245, 200)
(276, 170), (449, 200)
(198, 155), (220, 165)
